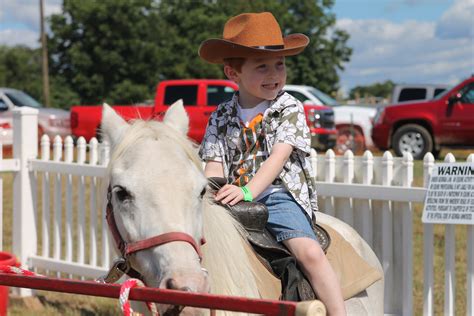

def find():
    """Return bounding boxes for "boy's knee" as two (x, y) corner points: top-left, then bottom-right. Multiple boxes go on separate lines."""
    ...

(295, 242), (325, 265)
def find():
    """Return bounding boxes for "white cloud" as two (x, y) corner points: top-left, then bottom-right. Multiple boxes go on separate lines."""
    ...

(0, 0), (62, 47)
(336, 0), (473, 92)
(0, 28), (40, 47)
(436, 0), (474, 39)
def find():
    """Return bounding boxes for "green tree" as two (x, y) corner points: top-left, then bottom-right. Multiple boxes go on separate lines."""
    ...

(48, 0), (351, 103)
(349, 80), (395, 100)
(0, 45), (43, 100)
(0, 45), (79, 108)
(155, 0), (352, 93)
(49, 0), (163, 104)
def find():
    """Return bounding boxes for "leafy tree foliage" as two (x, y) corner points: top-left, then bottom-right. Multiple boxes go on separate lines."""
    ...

(43, 0), (352, 104)
(349, 80), (395, 100)
(49, 0), (162, 104)
(0, 45), (79, 108)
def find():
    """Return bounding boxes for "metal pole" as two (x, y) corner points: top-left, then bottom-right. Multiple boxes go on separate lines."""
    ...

(39, 0), (50, 107)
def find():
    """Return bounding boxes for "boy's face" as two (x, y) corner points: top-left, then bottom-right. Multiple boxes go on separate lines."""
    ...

(225, 56), (287, 105)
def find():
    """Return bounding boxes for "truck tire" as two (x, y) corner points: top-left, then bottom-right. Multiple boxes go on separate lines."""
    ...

(335, 126), (365, 155)
(392, 124), (433, 160)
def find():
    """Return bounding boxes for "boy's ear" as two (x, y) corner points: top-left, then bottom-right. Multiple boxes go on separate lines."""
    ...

(224, 65), (240, 83)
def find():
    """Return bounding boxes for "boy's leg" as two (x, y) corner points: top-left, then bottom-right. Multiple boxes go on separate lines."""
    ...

(283, 237), (346, 316)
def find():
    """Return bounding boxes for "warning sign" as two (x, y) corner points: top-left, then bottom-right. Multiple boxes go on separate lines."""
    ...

(422, 162), (474, 225)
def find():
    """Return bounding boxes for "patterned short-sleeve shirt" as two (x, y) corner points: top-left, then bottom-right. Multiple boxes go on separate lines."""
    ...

(199, 91), (318, 218)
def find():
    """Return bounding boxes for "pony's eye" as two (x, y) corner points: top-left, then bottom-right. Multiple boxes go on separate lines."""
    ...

(113, 185), (132, 203)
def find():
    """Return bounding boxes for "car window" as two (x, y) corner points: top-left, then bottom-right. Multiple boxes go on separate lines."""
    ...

(460, 83), (474, 104)
(433, 86), (453, 100)
(0, 99), (8, 111)
(398, 88), (427, 102)
(308, 87), (339, 106)
(285, 90), (310, 103)
(163, 85), (198, 106)
(5, 91), (43, 108)
(434, 88), (446, 97)
(207, 85), (235, 106)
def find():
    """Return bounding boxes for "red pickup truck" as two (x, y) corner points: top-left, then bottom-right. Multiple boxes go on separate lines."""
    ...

(371, 76), (474, 159)
(71, 79), (337, 150)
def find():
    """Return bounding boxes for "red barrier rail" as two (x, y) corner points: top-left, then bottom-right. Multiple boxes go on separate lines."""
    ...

(0, 273), (297, 315)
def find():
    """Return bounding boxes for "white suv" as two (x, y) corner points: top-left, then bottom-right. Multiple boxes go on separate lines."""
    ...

(284, 85), (376, 154)
(0, 88), (71, 145)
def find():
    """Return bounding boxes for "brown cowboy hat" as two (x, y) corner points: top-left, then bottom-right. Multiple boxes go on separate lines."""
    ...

(199, 12), (309, 64)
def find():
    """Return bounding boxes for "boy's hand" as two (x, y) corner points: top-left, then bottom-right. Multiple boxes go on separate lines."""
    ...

(215, 184), (244, 206)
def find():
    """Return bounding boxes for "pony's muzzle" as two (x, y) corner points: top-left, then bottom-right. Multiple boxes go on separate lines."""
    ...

(160, 270), (210, 294)
(157, 272), (210, 316)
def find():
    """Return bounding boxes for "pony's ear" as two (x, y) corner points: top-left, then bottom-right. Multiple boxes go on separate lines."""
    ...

(101, 103), (129, 147)
(163, 99), (189, 136)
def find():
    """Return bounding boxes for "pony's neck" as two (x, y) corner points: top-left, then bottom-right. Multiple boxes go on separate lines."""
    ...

(201, 201), (261, 298)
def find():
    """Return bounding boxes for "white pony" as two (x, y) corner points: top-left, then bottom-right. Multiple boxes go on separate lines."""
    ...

(101, 101), (384, 315)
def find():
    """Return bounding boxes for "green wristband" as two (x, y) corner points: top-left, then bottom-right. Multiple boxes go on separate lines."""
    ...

(241, 186), (253, 202)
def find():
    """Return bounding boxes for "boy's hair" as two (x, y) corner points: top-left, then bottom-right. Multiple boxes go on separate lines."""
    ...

(223, 58), (245, 73)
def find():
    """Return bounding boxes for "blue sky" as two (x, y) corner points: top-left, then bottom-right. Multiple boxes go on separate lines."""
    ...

(0, 0), (473, 95)
(333, 0), (451, 22)
(332, 0), (473, 94)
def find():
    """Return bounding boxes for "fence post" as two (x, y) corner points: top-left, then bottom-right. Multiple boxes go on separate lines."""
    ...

(12, 107), (38, 296)
(53, 135), (62, 275)
(401, 152), (414, 316)
(444, 153), (456, 316)
(323, 149), (335, 216)
(77, 137), (86, 267)
(338, 150), (354, 225)
(467, 153), (474, 316)
(99, 141), (110, 268)
(359, 150), (373, 246)
(380, 150), (394, 312)
(423, 153), (435, 316)
(64, 136), (74, 266)
(89, 138), (98, 267)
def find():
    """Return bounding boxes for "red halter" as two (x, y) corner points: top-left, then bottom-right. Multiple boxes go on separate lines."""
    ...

(105, 186), (205, 268)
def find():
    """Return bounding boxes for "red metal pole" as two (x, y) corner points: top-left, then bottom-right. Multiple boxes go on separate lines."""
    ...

(0, 273), (296, 315)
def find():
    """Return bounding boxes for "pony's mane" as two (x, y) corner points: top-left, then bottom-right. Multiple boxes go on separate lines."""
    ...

(107, 119), (202, 171)
(105, 118), (270, 302)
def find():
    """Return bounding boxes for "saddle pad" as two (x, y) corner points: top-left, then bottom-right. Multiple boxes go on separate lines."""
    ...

(321, 223), (383, 300)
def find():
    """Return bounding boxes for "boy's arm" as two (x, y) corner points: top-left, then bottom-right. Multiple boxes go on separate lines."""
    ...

(246, 143), (292, 197)
(216, 143), (292, 205)
(204, 160), (224, 178)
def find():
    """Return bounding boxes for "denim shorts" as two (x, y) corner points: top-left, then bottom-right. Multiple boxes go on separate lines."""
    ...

(258, 191), (317, 242)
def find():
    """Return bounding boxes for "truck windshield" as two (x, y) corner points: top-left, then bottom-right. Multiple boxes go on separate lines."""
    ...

(308, 87), (339, 106)
(5, 91), (43, 108)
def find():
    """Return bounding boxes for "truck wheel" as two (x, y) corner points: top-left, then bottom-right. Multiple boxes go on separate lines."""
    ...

(392, 124), (433, 160)
(335, 126), (365, 155)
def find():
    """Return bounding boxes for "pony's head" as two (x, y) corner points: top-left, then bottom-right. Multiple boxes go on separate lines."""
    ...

(101, 101), (210, 302)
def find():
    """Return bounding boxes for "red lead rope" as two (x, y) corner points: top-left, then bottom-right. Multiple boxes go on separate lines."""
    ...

(120, 278), (158, 315)
(0, 265), (156, 316)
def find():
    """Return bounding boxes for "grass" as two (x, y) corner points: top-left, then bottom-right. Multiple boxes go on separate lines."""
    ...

(1, 148), (472, 315)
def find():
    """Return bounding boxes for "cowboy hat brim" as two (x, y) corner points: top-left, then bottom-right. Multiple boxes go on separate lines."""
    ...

(199, 33), (309, 64)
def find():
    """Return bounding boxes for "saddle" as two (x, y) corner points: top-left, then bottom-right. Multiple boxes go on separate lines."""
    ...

(208, 177), (330, 301)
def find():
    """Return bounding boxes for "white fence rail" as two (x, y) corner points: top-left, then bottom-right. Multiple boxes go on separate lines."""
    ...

(0, 107), (472, 315)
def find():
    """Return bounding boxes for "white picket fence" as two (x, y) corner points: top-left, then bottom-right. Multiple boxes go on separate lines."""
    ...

(0, 107), (473, 315)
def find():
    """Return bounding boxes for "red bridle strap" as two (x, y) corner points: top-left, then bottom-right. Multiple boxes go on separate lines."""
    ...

(125, 232), (203, 260)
